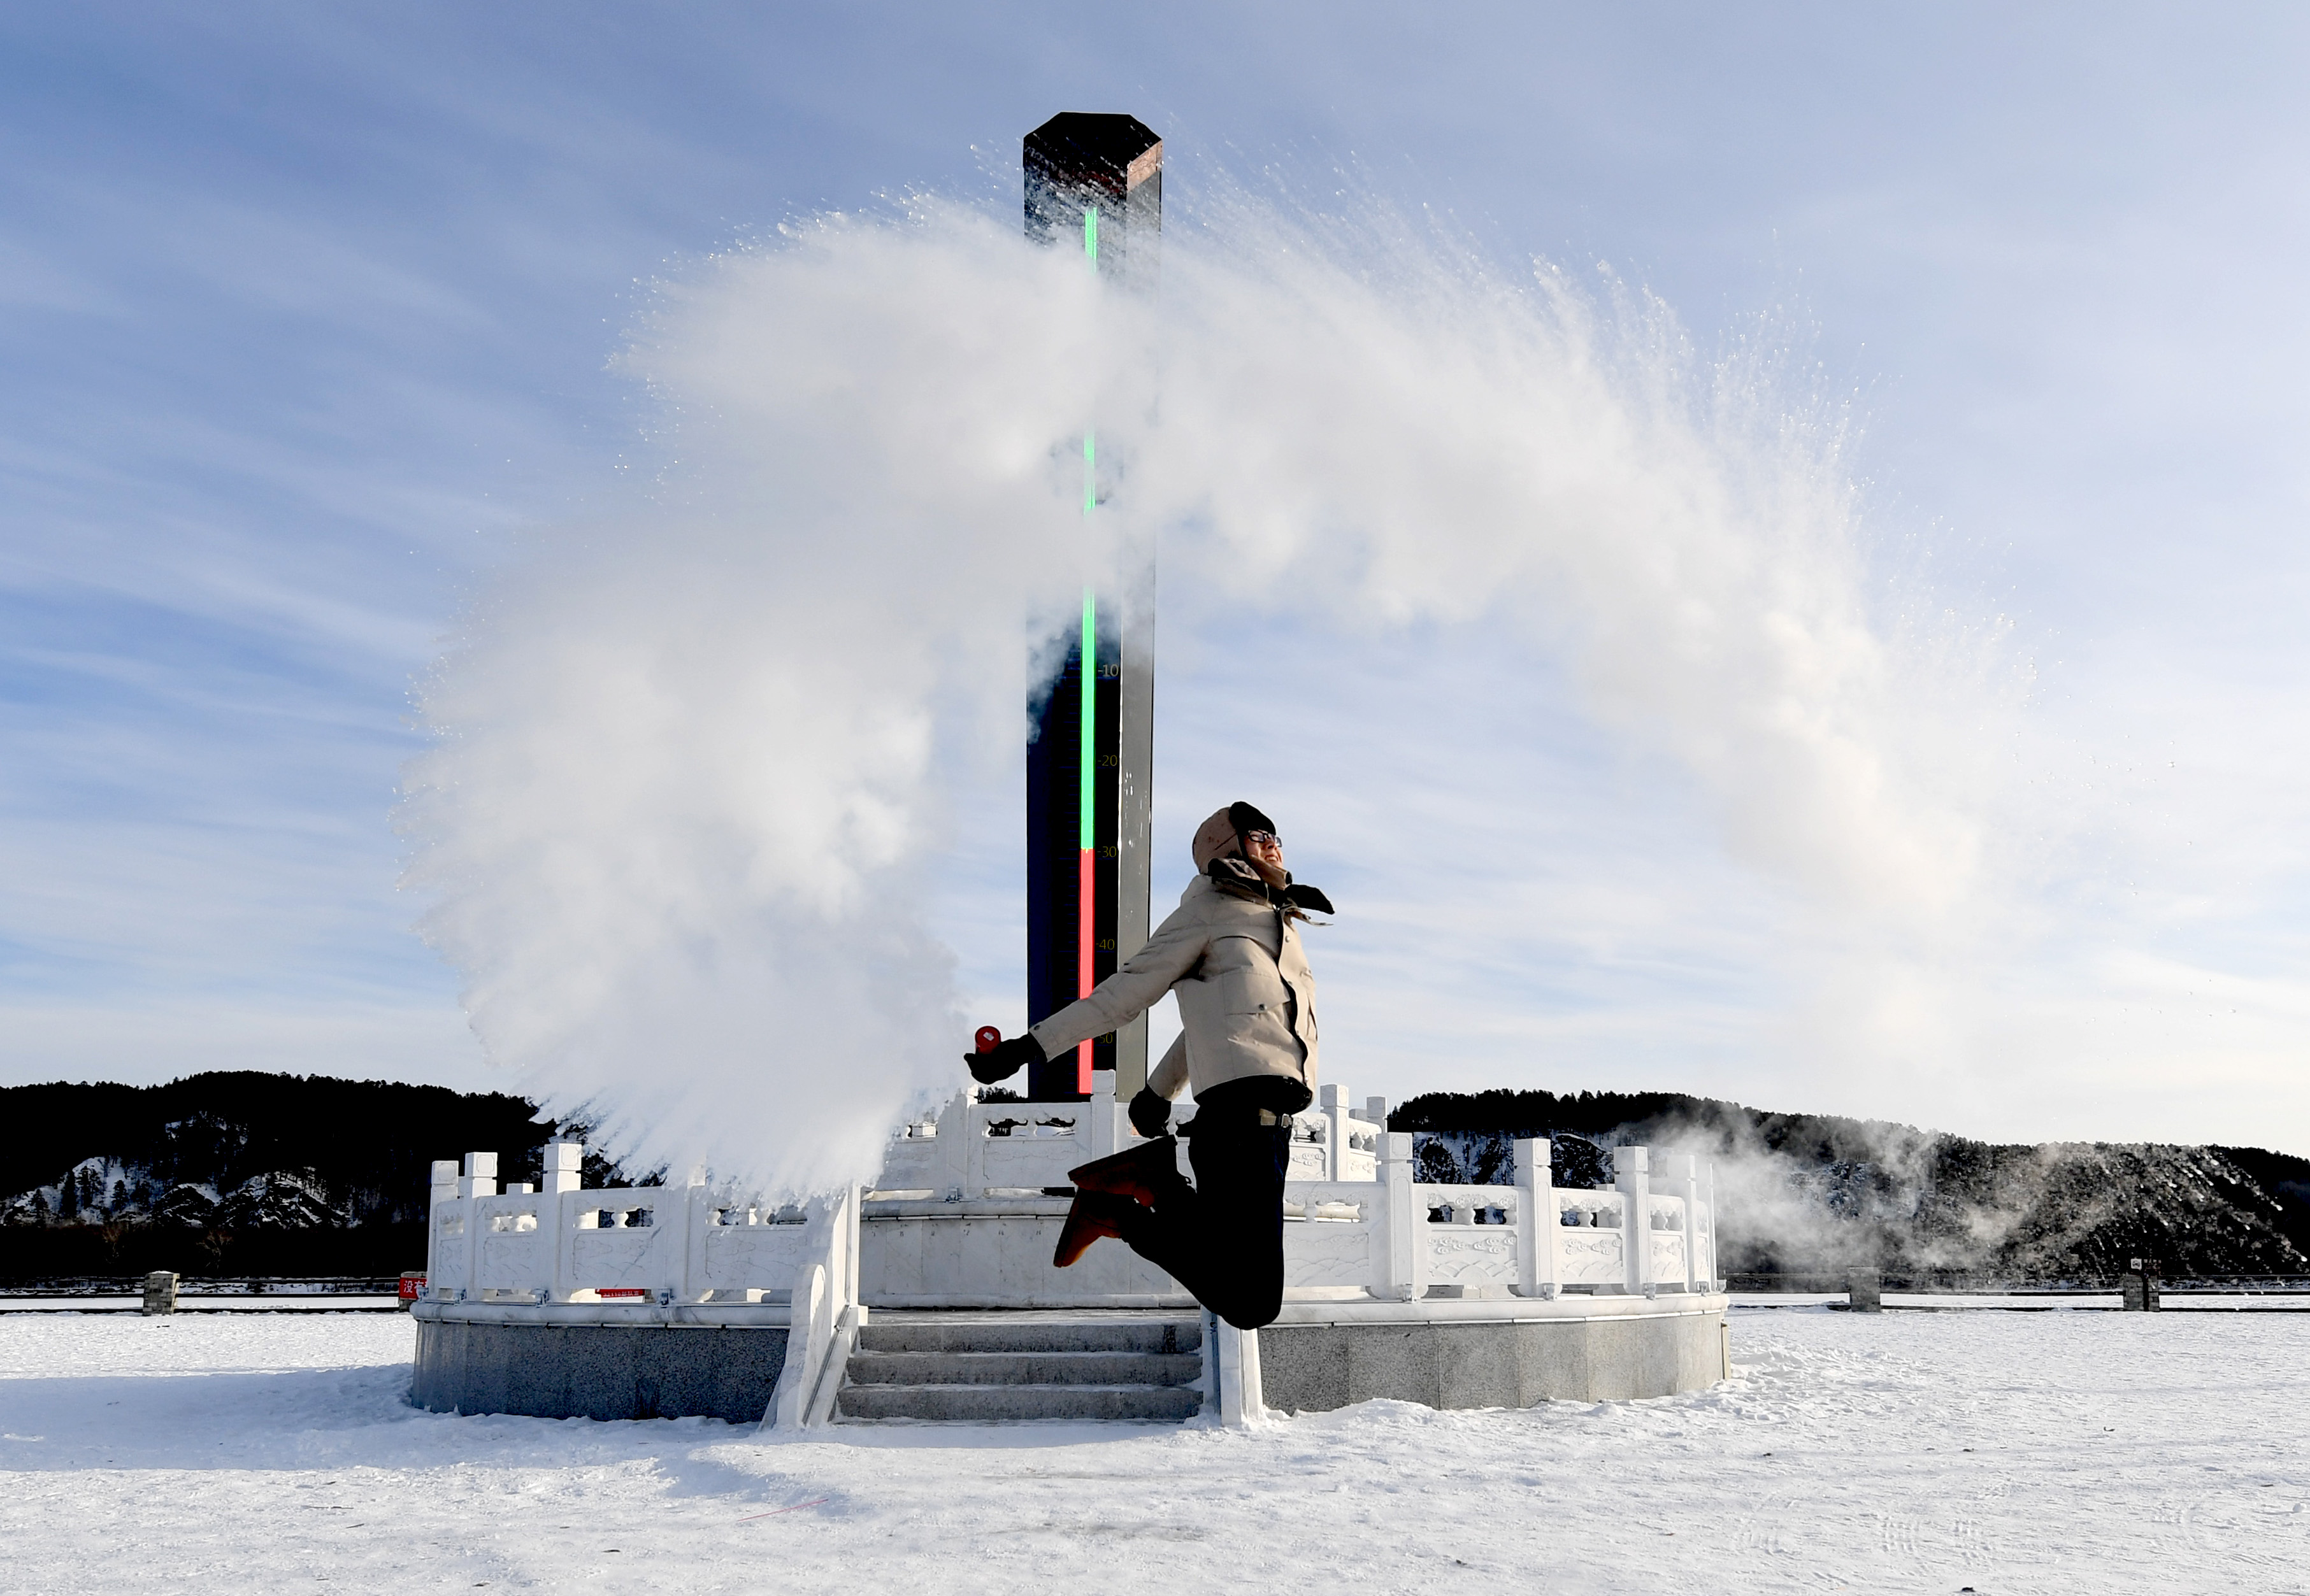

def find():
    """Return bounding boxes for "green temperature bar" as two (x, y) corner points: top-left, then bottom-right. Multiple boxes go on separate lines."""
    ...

(1075, 208), (1098, 1092)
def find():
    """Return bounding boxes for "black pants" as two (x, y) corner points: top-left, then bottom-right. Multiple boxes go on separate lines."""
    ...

(1114, 1110), (1293, 1330)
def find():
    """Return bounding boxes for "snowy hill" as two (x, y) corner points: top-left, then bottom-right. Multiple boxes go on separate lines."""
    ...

(7, 1071), (2305, 1283)
(0, 1072), (603, 1237)
(1396, 1088), (2310, 1279)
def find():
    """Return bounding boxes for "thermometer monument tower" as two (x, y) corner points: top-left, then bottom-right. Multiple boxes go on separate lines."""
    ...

(1021, 112), (1162, 1104)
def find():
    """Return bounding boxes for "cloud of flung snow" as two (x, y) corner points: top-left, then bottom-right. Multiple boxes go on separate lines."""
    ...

(1138, 198), (2000, 925)
(399, 194), (2007, 1196)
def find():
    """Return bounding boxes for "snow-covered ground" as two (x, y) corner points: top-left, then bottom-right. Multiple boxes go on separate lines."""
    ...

(1733, 1292), (2310, 1312)
(3, 1308), (2303, 1594)
(0, 1297), (401, 1313)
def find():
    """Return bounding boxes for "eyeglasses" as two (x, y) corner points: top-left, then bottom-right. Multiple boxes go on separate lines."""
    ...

(1241, 830), (1281, 850)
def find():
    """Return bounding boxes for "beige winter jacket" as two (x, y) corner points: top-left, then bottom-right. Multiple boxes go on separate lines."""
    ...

(1028, 870), (1319, 1103)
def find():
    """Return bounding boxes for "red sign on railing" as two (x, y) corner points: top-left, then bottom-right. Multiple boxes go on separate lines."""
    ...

(598, 1287), (649, 1299)
(398, 1272), (425, 1301)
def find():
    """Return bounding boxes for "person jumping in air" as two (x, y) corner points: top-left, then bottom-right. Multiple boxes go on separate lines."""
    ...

(966, 801), (1333, 1330)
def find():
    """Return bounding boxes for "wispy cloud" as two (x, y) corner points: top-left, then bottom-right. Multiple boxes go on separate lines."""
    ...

(3, 3), (2307, 1160)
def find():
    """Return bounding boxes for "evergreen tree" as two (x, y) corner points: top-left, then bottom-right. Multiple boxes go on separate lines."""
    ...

(58, 1174), (78, 1222)
(30, 1190), (48, 1225)
(110, 1179), (127, 1213)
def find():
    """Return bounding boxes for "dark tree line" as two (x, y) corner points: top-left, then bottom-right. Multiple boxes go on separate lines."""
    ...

(0, 1072), (661, 1281)
(0, 1071), (626, 1229)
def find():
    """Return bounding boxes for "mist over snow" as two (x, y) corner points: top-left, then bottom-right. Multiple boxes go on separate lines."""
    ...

(400, 192), (2035, 1195)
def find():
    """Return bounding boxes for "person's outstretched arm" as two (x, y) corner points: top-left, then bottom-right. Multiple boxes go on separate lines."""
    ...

(1027, 908), (1209, 1062)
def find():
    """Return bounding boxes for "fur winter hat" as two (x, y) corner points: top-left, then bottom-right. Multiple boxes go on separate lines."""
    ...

(1191, 801), (1278, 871)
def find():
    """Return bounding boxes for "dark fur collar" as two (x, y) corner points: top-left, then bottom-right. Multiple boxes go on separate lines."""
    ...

(1205, 857), (1335, 920)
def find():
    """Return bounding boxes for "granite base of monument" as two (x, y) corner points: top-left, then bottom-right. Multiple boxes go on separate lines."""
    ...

(412, 1308), (789, 1424)
(411, 1083), (1731, 1428)
(1258, 1296), (1729, 1412)
(408, 1294), (1728, 1423)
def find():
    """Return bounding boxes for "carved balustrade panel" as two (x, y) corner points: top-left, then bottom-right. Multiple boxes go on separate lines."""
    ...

(877, 1137), (942, 1189)
(1557, 1228), (1625, 1284)
(1283, 1217), (1377, 1288)
(475, 1196), (552, 1295)
(700, 1223), (812, 1294)
(571, 1225), (657, 1290)
(430, 1204), (470, 1294)
(978, 1136), (1075, 1188)
(1424, 1225), (1519, 1285)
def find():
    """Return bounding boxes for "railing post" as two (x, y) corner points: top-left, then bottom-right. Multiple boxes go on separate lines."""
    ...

(1377, 1132), (1419, 1300)
(1214, 1320), (1266, 1426)
(1514, 1139), (1556, 1299)
(459, 1151), (497, 1199)
(766, 1188), (869, 1430)
(1086, 1074), (1119, 1163)
(844, 1183), (861, 1306)
(1320, 1083), (1351, 1181)
(1704, 1160), (1719, 1286)
(1675, 1153), (1701, 1293)
(966, 1095), (990, 1198)
(542, 1141), (582, 1195)
(936, 1090), (970, 1201)
(426, 1160), (457, 1290)
(1614, 1146), (1651, 1297)
(772, 1264), (826, 1428)
(552, 1188), (580, 1304)
(668, 1170), (705, 1304)
(458, 1153), (496, 1297)
(526, 1144), (579, 1303)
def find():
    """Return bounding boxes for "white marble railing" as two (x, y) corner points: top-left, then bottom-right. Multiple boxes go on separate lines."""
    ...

(1281, 1137), (1718, 1300)
(771, 1185), (861, 1429)
(421, 1144), (864, 1430)
(864, 1088), (1717, 1303)
(425, 1118), (1716, 1323)
(421, 1145), (851, 1311)
(875, 1079), (1387, 1199)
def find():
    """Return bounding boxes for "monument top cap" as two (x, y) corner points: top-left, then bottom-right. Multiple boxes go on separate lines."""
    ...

(1024, 113), (1163, 195)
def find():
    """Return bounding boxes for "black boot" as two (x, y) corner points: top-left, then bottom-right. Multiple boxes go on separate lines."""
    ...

(1053, 1190), (1138, 1268)
(1066, 1137), (1186, 1209)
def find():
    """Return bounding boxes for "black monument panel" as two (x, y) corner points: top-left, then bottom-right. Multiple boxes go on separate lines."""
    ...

(1021, 112), (1160, 1104)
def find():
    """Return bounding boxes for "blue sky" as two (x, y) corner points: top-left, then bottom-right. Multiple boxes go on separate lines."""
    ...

(5, 4), (2307, 1150)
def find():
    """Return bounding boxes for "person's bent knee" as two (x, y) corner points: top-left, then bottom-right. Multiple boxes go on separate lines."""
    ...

(1212, 1288), (1283, 1331)
(1217, 1306), (1280, 1330)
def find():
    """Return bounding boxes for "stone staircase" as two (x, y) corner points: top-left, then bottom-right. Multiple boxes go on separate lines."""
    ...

(835, 1312), (1206, 1423)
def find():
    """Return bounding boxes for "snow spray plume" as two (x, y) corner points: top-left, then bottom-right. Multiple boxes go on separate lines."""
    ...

(1132, 194), (1993, 922)
(400, 204), (1150, 1196)
(401, 192), (1996, 1195)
